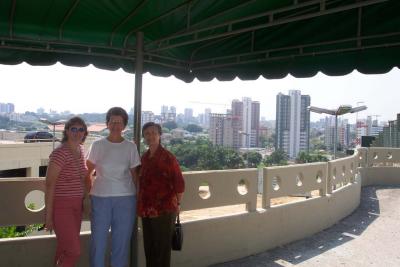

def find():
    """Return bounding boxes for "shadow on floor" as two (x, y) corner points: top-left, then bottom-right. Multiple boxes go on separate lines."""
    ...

(212, 185), (398, 267)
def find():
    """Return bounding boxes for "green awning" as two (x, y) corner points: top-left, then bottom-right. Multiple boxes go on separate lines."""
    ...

(0, 0), (399, 82)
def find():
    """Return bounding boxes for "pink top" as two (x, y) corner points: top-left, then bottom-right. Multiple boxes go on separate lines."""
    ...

(49, 144), (87, 198)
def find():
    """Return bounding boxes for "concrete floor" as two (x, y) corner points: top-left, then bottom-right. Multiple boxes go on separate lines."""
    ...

(212, 185), (400, 267)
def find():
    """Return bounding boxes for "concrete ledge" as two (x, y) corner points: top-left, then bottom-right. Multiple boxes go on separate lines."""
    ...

(360, 167), (400, 186)
(170, 179), (361, 267)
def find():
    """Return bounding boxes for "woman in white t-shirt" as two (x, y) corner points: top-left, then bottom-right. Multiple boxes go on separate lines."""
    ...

(86, 107), (140, 267)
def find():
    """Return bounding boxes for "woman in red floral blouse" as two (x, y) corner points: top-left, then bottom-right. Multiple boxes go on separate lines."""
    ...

(138, 122), (185, 267)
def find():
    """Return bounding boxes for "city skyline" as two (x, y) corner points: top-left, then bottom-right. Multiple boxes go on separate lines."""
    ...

(1, 63), (399, 123)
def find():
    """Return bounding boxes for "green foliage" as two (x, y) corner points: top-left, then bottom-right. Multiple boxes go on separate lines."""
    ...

(0, 203), (43, 238)
(170, 138), (184, 145)
(0, 226), (18, 238)
(244, 151), (262, 167)
(184, 124), (203, 133)
(310, 136), (326, 151)
(296, 151), (328, 163)
(168, 137), (245, 170)
(162, 121), (178, 130)
(263, 149), (288, 166)
(260, 133), (275, 148)
(162, 127), (170, 133)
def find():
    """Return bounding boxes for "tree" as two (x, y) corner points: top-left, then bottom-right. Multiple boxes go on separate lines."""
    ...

(169, 138), (245, 171)
(264, 149), (288, 166)
(296, 151), (311, 163)
(223, 149), (245, 169)
(170, 138), (184, 145)
(162, 121), (178, 130)
(185, 124), (202, 133)
(244, 151), (262, 168)
(296, 151), (328, 163)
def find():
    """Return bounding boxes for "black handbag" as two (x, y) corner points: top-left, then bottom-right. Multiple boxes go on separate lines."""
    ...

(172, 213), (183, 251)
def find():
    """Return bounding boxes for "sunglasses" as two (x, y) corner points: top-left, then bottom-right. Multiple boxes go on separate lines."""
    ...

(70, 127), (85, 133)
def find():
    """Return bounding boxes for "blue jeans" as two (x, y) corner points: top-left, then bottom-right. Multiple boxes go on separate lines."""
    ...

(90, 195), (136, 267)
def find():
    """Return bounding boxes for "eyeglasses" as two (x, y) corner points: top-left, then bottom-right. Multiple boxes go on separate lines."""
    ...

(70, 127), (85, 133)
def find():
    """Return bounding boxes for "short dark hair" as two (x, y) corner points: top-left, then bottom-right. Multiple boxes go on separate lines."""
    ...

(142, 122), (162, 137)
(62, 116), (88, 144)
(106, 107), (129, 127)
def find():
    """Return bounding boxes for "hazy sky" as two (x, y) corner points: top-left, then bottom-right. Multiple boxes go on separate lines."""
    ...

(1, 62), (399, 123)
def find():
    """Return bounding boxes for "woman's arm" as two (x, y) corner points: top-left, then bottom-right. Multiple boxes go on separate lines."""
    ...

(86, 160), (96, 195)
(44, 162), (61, 231)
(130, 166), (140, 192)
(170, 156), (185, 204)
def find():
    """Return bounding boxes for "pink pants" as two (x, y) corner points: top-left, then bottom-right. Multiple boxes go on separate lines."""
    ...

(53, 197), (83, 267)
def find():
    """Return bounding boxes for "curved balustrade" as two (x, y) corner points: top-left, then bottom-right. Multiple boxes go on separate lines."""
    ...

(0, 147), (399, 267)
(181, 169), (258, 212)
(263, 162), (327, 208)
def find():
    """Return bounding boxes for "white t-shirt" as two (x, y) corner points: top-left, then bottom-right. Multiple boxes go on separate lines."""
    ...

(87, 138), (141, 197)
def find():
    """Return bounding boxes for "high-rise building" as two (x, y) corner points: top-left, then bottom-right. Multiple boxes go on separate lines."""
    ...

(184, 108), (193, 124)
(325, 117), (350, 150)
(160, 105), (176, 122)
(161, 105), (168, 115)
(0, 103), (15, 114)
(141, 111), (154, 126)
(209, 113), (241, 149)
(251, 101), (260, 147)
(231, 97), (260, 148)
(372, 114), (400, 148)
(275, 90), (310, 158)
(209, 113), (225, 146)
(204, 108), (211, 128)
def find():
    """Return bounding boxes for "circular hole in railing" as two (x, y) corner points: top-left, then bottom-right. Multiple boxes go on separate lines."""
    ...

(359, 155), (363, 160)
(272, 176), (281, 191)
(373, 152), (378, 159)
(237, 179), (249, 195)
(342, 165), (346, 177)
(316, 171), (323, 183)
(198, 182), (211, 199)
(387, 152), (393, 159)
(332, 168), (337, 180)
(25, 190), (45, 212)
(296, 173), (303, 187)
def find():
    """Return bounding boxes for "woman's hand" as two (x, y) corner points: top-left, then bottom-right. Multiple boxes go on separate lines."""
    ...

(45, 214), (54, 232)
(83, 195), (91, 219)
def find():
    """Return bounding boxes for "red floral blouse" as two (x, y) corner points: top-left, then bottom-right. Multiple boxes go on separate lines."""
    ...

(137, 145), (185, 218)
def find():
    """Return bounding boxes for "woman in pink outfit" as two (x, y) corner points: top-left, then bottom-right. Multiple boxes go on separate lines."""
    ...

(44, 116), (88, 267)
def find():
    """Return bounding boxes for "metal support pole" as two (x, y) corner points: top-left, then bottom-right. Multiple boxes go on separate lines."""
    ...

(131, 31), (143, 267)
(134, 32), (143, 148)
(334, 114), (338, 159)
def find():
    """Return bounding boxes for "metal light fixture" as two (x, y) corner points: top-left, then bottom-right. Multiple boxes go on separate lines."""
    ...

(308, 105), (367, 159)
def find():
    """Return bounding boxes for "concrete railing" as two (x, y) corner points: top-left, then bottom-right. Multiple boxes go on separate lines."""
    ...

(0, 148), (399, 267)
(263, 162), (327, 208)
(181, 169), (258, 212)
(360, 147), (400, 186)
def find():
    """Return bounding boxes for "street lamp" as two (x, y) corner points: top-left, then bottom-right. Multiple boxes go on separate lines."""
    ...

(238, 131), (250, 167)
(308, 105), (367, 159)
(39, 118), (66, 150)
(355, 101), (364, 146)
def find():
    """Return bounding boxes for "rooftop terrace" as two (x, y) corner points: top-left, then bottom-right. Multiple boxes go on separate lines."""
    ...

(0, 144), (399, 267)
